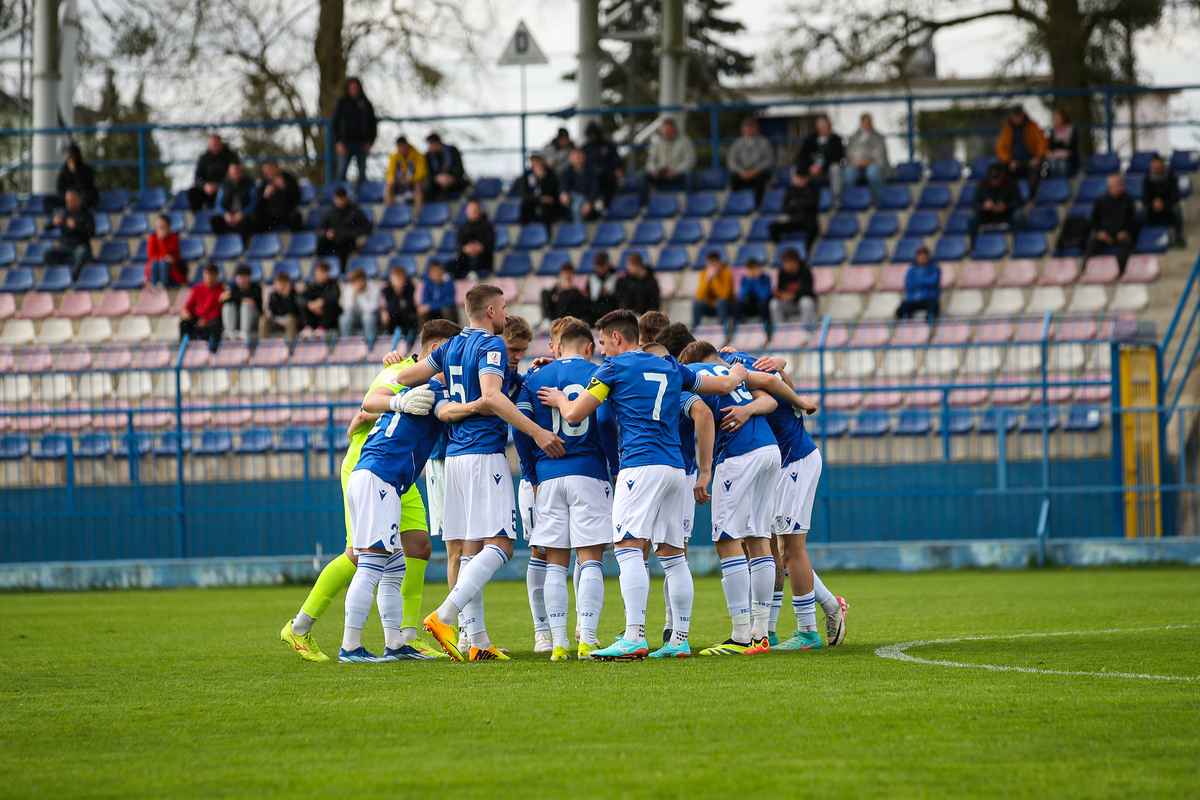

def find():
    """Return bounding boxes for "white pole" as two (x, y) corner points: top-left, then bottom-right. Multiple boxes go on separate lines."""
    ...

(577, 0), (601, 135)
(57, 0), (78, 129)
(520, 63), (527, 172)
(31, 0), (60, 195)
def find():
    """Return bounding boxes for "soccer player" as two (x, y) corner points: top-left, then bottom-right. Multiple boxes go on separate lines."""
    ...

(391, 285), (565, 661)
(539, 309), (748, 660)
(678, 340), (782, 655)
(638, 310), (671, 348)
(280, 320), (461, 662)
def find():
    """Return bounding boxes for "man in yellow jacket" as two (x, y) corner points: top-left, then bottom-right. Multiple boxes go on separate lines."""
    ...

(384, 135), (427, 215)
(996, 105), (1048, 195)
(691, 250), (734, 338)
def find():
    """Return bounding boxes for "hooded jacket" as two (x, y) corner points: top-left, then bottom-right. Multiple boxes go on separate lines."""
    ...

(193, 144), (240, 187)
(332, 79), (378, 146)
(582, 122), (621, 180)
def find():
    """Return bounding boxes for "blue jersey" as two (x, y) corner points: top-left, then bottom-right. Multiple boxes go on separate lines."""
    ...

(354, 380), (450, 491)
(425, 327), (509, 456)
(586, 350), (702, 470)
(507, 364), (539, 484)
(518, 355), (618, 484)
(428, 428), (449, 461)
(683, 362), (777, 465)
(722, 351), (817, 465)
(679, 393), (702, 475)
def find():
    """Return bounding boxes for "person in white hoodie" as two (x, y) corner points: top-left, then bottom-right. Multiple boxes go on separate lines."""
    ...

(339, 267), (382, 346)
(638, 118), (696, 205)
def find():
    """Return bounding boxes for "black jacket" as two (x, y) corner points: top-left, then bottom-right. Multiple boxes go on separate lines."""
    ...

(194, 146), (240, 186)
(225, 282), (263, 311)
(216, 175), (257, 215)
(520, 168), (558, 201)
(617, 271), (661, 315)
(795, 133), (845, 174)
(332, 89), (378, 146)
(456, 217), (495, 255)
(559, 165), (599, 201)
(50, 207), (95, 248)
(256, 170), (301, 216)
(56, 163), (99, 208)
(973, 179), (1023, 217)
(1048, 126), (1080, 174)
(582, 122), (621, 181)
(1142, 171), (1180, 210)
(319, 202), (373, 239)
(1090, 192), (1139, 237)
(426, 145), (466, 181)
(268, 289), (301, 319)
(383, 281), (418, 327)
(303, 280), (342, 329)
(782, 182), (821, 220)
(776, 266), (815, 301)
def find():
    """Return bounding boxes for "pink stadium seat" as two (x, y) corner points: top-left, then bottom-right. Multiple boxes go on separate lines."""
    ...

(53, 344), (93, 372)
(694, 324), (722, 343)
(1040, 373), (1076, 404)
(948, 377), (989, 406)
(92, 402), (132, 430)
(290, 340), (328, 366)
(16, 345), (52, 373)
(974, 320), (1013, 344)
(939, 263), (957, 288)
(57, 401), (92, 431)
(133, 402), (173, 429)
(1121, 255), (1160, 283)
(823, 380), (863, 410)
(0, 345), (13, 371)
(864, 380), (903, 408)
(1081, 256), (1120, 285)
(182, 341), (212, 369)
(1074, 372), (1112, 402)
(812, 268), (836, 295)
(292, 393), (331, 426)
(1056, 315), (1098, 341)
(92, 344), (133, 371)
(11, 402), (53, 432)
(904, 377), (943, 407)
(518, 277), (556, 305)
(94, 290), (133, 318)
(494, 278), (520, 303)
(849, 322), (889, 347)
(54, 291), (94, 319)
(132, 289), (171, 316)
(891, 321), (931, 347)
(1099, 313), (1138, 340)
(131, 343), (171, 370)
(0, 294), (14, 320)
(250, 339), (289, 367)
(730, 325), (767, 352)
(181, 400), (213, 428)
(14, 292), (54, 320)
(877, 265), (907, 292)
(334, 393), (360, 424)
(252, 395), (293, 426)
(1014, 318), (1051, 343)
(454, 280), (473, 307)
(1037, 258), (1077, 286)
(657, 273), (678, 299)
(369, 338), (395, 363)
(169, 291), (189, 315)
(931, 320), (970, 345)
(990, 376), (1032, 405)
(213, 398), (253, 427)
(957, 261), (996, 290)
(212, 341), (250, 367)
(771, 324), (809, 350)
(998, 259), (1038, 287)
(822, 324), (850, 348)
(329, 336), (369, 364)
(835, 266), (876, 293)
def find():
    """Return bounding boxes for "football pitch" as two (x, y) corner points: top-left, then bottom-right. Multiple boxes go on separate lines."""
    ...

(2, 567), (1197, 799)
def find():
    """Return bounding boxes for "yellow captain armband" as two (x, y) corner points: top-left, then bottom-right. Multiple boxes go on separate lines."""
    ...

(585, 377), (610, 402)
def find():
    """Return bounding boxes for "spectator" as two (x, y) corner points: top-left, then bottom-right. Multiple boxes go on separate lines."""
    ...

(616, 252), (660, 316)
(44, 189), (94, 280)
(450, 199), (495, 279)
(210, 162), (257, 244)
(968, 163), (1025, 246)
(187, 134), (240, 212)
(418, 260), (458, 324)
(1084, 174), (1139, 274)
(540, 264), (590, 324)
(180, 262), (225, 351)
(381, 265), (419, 347)
(384, 136), (427, 212)
(692, 250), (734, 332)
(769, 169), (821, 245)
(770, 247), (817, 328)
(895, 245), (941, 321)
(638, 118), (696, 205)
(736, 258), (773, 343)
(301, 261), (342, 335)
(727, 117), (775, 205)
(796, 116), (845, 202)
(1046, 108), (1080, 179)
(331, 77), (377, 187)
(996, 105), (1047, 195)
(252, 160), (302, 233)
(424, 132), (468, 202)
(46, 143), (98, 214)
(316, 186), (372, 269)
(518, 154), (560, 230)
(145, 214), (188, 288)
(338, 267), (382, 346)
(559, 148), (600, 224)
(221, 263), (263, 341)
(582, 121), (622, 208)
(541, 127), (573, 176)
(843, 113), (891, 201)
(587, 251), (620, 323)
(260, 271), (301, 342)
(1142, 155), (1184, 247)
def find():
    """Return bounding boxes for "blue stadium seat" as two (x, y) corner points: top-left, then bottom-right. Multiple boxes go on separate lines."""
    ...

(876, 186), (911, 211)
(771, 167), (792, 188)
(114, 432), (155, 458)
(0, 434), (30, 459)
(722, 190), (757, 217)
(514, 224), (550, 251)
(746, 217), (774, 243)
(644, 194), (679, 219)
(760, 189), (785, 215)
(979, 410), (1019, 434)
(471, 177), (503, 200)
(682, 193), (719, 218)
(890, 237), (924, 263)
(243, 261), (266, 283)
(32, 434), (71, 460)
(904, 211), (940, 237)
(1125, 175), (1143, 200)
(551, 223), (587, 249)
(271, 260), (302, 282)
(929, 158), (963, 182)
(357, 181), (386, 203)
(838, 187), (873, 212)
(954, 183), (977, 209)
(132, 187), (168, 212)
(193, 263), (229, 285)
(890, 162), (923, 183)
(245, 233), (282, 260)
(283, 232), (316, 258)
(1063, 406), (1102, 432)
(309, 429), (341, 453)
(131, 239), (148, 262)
(851, 238), (887, 265)
(111, 213), (148, 238)
(78, 433), (113, 458)
(359, 232), (395, 256)
(112, 266), (146, 291)
(770, 243), (807, 267)
(434, 230), (457, 260)
(0, 242), (14, 267)
(92, 214), (112, 237)
(969, 157), (997, 180)
(398, 230), (433, 254)
(934, 236), (967, 262)
(317, 183), (354, 204)
(697, 167), (730, 191)
(1075, 178), (1106, 204)
(1087, 153), (1120, 175)
(707, 218), (742, 244)
(1034, 178), (1071, 206)
(415, 203), (450, 227)
(575, 249), (605, 274)
(606, 195), (641, 221)
(1126, 151), (1157, 174)
(275, 429), (309, 454)
(943, 410), (976, 436)
(1135, 226), (1170, 254)
(971, 232), (1008, 260)
(1170, 150), (1199, 174)
(537, 251), (573, 276)
(18, 242), (50, 266)
(386, 256), (418, 275)
(1019, 408), (1059, 434)
(590, 222), (626, 248)
(73, 266), (111, 291)
(36, 266), (73, 292)
(346, 256), (378, 279)
(894, 409), (932, 436)
(1012, 232), (1048, 259)
(691, 245), (728, 270)
(0, 194), (15, 215)
(209, 234), (244, 261)
(1025, 206), (1060, 232)
(944, 210), (970, 236)
(810, 240), (846, 267)
(492, 200), (522, 225)
(656, 247), (689, 272)
(169, 191), (190, 211)
(850, 412), (890, 437)
(3, 216), (36, 240)
(378, 204), (412, 229)
(809, 412), (849, 438)
(493, 226), (510, 250)
(818, 187), (833, 213)
(154, 432), (193, 457)
(620, 247), (652, 268)
(195, 429), (234, 456)
(190, 212), (214, 234)
(179, 237), (207, 262)
(865, 213), (899, 238)
(235, 428), (274, 455)
(824, 215), (859, 240)
(630, 222), (664, 246)
(498, 252), (533, 277)
(165, 211), (186, 232)
(0, 267), (34, 292)
(733, 244), (768, 266)
(96, 189), (130, 214)
(668, 219), (704, 245)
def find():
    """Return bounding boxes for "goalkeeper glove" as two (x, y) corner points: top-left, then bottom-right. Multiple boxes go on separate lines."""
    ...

(389, 386), (435, 415)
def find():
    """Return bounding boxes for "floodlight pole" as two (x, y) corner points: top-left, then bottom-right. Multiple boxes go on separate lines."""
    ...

(58, 0), (78, 129)
(659, 0), (685, 111)
(31, 0), (60, 194)
(578, 0), (601, 135)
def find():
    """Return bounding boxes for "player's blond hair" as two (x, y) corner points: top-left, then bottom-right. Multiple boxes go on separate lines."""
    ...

(550, 315), (585, 342)
(503, 314), (533, 345)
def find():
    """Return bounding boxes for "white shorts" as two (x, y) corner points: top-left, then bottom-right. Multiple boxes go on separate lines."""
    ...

(442, 452), (518, 541)
(519, 479), (536, 542)
(426, 458), (446, 537)
(612, 464), (688, 550)
(682, 469), (698, 541)
(712, 444), (781, 542)
(346, 470), (403, 553)
(530, 475), (613, 551)
(771, 449), (823, 535)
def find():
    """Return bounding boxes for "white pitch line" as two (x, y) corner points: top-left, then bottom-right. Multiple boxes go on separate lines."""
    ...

(875, 625), (1198, 681)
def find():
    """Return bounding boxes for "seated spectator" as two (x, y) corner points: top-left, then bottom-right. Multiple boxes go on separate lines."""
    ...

(770, 248), (817, 328)
(332, 77), (377, 188)
(968, 163), (1025, 245)
(339, 267), (381, 346)
(582, 121), (622, 208)
(180, 262), (225, 351)
(736, 258), (773, 343)
(260, 271), (301, 342)
(769, 170), (820, 245)
(541, 128), (573, 177)
(587, 251), (620, 324)
(1142, 155), (1184, 247)
(1084, 174), (1139, 274)
(418, 260), (458, 324)
(424, 133), (468, 202)
(450, 199), (495, 279)
(381, 265), (419, 347)
(301, 261), (342, 335)
(46, 143), (98, 214)
(796, 116), (845, 202)
(210, 162), (257, 244)
(384, 136), (427, 212)
(638, 118), (696, 205)
(316, 186), (372, 269)
(540, 264), (590, 325)
(692, 250), (734, 333)
(221, 263), (263, 341)
(727, 117), (775, 205)
(895, 245), (941, 321)
(187, 134), (240, 212)
(252, 160), (302, 233)
(559, 148), (600, 223)
(519, 154), (560, 230)
(843, 113), (890, 201)
(997, 105), (1047, 195)
(1046, 108), (1080, 179)
(617, 252), (661, 316)
(145, 214), (188, 288)
(44, 189), (94, 279)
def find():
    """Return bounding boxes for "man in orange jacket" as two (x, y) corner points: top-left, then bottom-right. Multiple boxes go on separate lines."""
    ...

(996, 105), (1048, 196)
(691, 250), (734, 337)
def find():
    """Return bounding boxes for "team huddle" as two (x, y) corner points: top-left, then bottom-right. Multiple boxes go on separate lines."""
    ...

(280, 284), (847, 663)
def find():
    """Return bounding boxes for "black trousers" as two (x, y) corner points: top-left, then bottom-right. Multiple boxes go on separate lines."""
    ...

(180, 317), (222, 351)
(731, 171), (772, 206)
(1082, 232), (1135, 274)
(769, 218), (819, 246)
(316, 236), (357, 270)
(895, 298), (940, 320)
(187, 184), (218, 212)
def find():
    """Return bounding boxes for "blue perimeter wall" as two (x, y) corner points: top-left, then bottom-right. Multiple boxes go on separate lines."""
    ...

(0, 459), (1122, 564)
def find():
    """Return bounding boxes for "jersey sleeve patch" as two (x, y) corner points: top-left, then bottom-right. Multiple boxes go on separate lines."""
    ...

(486, 350), (502, 367)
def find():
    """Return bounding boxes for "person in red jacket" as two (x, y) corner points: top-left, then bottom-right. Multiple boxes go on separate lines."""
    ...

(145, 214), (188, 287)
(180, 262), (225, 351)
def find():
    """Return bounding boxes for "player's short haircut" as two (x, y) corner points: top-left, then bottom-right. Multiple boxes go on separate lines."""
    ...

(347, 267), (367, 283)
(234, 263), (252, 277)
(638, 310), (670, 344)
(678, 340), (720, 365)
(596, 308), (639, 344)
(465, 284), (504, 320)
(503, 314), (533, 344)
(421, 318), (462, 346)
(643, 343), (668, 357)
(550, 315), (585, 341)
(557, 320), (594, 350)
(656, 321), (696, 358)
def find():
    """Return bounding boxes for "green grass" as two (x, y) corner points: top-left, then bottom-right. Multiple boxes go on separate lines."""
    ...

(2, 568), (1198, 799)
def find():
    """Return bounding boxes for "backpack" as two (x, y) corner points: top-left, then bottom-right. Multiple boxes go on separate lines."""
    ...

(1056, 214), (1090, 253)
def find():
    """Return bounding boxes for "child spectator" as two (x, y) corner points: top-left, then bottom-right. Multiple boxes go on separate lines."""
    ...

(895, 245), (941, 321)
(736, 258), (773, 343)
(316, 187), (372, 269)
(302, 261), (342, 335)
(381, 265), (419, 347)
(260, 271), (301, 342)
(770, 248), (817, 328)
(221, 263), (263, 341)
(339, 267), (382, 346)
(692, 250), (734, 332)
(145, 214), (187, 287)
(617, 252), (660, 316)
(418, 260), (458, 323)
(180, 262), (225, 351)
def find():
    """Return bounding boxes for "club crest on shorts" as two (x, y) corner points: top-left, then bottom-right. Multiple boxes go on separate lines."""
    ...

(774, 514), (785, 530)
